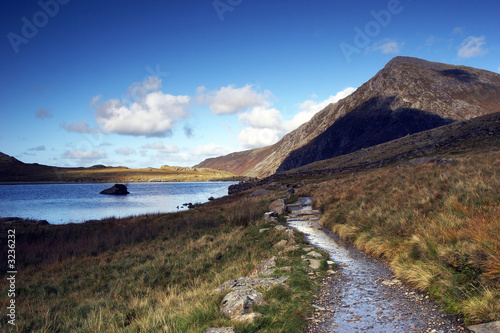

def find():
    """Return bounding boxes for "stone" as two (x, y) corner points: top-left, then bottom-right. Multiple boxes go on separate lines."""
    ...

(269, 199), (287, 215)
(273, 240), (288, 248)
(203, 328), (235, 333)
(468, 321), (500, 333)
(213, 276), (288, 294)
(309, 259), (321, 269)
(275, 225), (287, 231)
(264, 212), (278, 222)
(248, 257), (277, 278)
(232, 312), (263, 323)
(220, 288), (266, 319)
(258, 228), (270, 233)
(306, 251), (323, 259)
(283, 245), (300, 253)
(99, 184), (129, 195)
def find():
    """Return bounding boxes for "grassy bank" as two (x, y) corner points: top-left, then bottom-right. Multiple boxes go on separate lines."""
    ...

(303, 150), (500, 325)
(0, 191), (323, 332)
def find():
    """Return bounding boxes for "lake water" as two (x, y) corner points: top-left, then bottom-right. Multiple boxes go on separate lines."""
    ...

(0, 182), (237, 224)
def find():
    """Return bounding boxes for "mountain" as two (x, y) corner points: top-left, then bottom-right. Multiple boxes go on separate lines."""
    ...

(0, 153), (234, 182)
(195, 57), (500, 177)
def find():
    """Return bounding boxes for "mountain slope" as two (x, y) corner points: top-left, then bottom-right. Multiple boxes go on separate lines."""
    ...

(196, 57), (500, 177)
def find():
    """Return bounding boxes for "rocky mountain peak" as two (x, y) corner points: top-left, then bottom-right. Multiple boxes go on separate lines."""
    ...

(196, 57), (500, 177)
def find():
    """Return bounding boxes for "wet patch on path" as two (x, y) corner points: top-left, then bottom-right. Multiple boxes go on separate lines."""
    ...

(287, 198), (469, 332)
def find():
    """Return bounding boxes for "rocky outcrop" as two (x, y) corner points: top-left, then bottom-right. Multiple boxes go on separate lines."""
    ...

(213, 276), (288, 294)
(269, 199), (287, 215)
(99, 184), (130, 195)
(219, 288), (266, 321)
(196, 57), (500, 177)
(203, 328), (235, 333)
(247, 257), (277, 278)
(468, 321), (500, 333)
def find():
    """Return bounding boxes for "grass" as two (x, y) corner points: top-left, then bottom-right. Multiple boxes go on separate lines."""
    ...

(0, 190), (323, 332)
(301, 149), (500, 325)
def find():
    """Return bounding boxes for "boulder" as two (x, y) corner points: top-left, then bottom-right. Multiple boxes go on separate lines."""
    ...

(309, 259), (321, 270)
(203, 328), (235, 333)
(220, 288), (266, 319)
(99, 184), (129, 195)
(269, 199), (287, 215)
(306, 251), (323, 259)
(468, 321), (500, 333)
(248, 257), (277, 278)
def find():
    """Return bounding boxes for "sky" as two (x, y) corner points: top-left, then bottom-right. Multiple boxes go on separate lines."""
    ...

(1, 0), (499, 169)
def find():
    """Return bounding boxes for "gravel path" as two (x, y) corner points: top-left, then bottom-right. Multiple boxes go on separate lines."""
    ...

(287, 198), (469, 333)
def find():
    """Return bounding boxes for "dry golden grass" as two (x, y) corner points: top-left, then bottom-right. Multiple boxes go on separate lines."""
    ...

(0, 191), (318, 332)
(306, 149), (500, 324)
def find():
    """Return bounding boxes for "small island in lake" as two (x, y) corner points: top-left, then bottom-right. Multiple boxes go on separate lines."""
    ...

(100, 184), (130, 195)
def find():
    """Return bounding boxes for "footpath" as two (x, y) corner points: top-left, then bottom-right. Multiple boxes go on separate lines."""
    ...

(204, 197), (497, 333)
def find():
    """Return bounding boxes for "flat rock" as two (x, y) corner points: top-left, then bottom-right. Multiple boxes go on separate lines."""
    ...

(273, 239), (288, 248)
(307, 250), (323, 258)
(232, 312), (263, 323)
(203, 328), (235, 333)
(309, 259), (321, 269)
(214, 276), (288, 293)
(468, 321), (500, 333)
(220, 288), (266, 319)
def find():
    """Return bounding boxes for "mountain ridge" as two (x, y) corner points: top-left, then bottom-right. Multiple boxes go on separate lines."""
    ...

(195, 56), (500, 177)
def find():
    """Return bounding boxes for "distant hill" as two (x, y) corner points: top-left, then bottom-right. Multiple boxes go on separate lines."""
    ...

(196, 57), (500, 177)
(0, 154), (234, 182)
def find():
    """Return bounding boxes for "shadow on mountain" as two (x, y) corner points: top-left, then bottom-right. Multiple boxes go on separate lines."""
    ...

(277, 96), (454, 173)
(438, 69), (477, 83)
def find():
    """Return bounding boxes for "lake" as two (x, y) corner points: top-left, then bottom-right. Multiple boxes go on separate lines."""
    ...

(0, 182), (237, 224)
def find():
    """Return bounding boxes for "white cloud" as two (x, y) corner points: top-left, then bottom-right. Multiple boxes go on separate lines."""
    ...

(142, 142), (179, 153)
(115, 147), (136, 156)
(63, 149), (107, 160)
(236, 87), (356, 149)
(452, 26), (463, 34)
(191, 143), (233, 157)
(63, 120), (99, 133)
(287, 87), (356, 131)
(498, 67), (500, 73)
(238, 127), (282, 149)
(458, 36), (487, 58)
(238, 106), (283, 129)
(36, 107), (53, 119)
(93, 77), (190, 137)
(28, 145), (46, 151)
(372, 40), (404, 54)
(198, 84), (271, 115)
(89, 95), (101, 108)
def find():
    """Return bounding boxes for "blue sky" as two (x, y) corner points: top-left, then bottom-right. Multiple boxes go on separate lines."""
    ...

(1, 0), (499, 168)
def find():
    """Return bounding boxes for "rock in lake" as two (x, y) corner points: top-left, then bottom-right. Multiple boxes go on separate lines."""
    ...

(100, 184), (130, 195)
